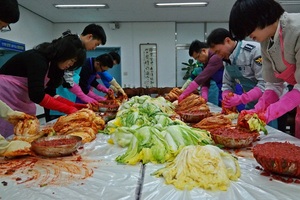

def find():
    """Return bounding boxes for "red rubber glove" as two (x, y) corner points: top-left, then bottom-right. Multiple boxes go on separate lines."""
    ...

(39, 94), (77, 114)
(264, 89), (300, 123)
(55, 96), (87, 110)
(254, 89), (279, 112)
(178, 81), (199, 103)
(201, 86), (208, 102)
(223, 87), (262, 108)
(69, 84), (98, 105)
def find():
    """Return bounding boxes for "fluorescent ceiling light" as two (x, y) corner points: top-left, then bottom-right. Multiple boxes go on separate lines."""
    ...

(279, 1), (300, 5)
(53, 4), (109, 9)
(155, 2), (208, 7)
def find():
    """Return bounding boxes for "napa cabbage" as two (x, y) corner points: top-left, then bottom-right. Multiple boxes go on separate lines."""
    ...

(152, 145), (240, 191)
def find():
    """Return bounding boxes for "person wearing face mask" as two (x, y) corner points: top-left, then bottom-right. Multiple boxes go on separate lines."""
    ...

(0, 35), (86, 138)
(178, 40), (224, 106)
(76, 54), (114, 104)
(229, 0), (300, 137)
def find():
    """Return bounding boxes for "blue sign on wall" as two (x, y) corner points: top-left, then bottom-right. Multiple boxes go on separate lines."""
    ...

(0, 38), (25, 52)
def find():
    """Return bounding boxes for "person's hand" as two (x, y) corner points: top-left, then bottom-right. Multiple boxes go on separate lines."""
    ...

(237, 110), (267, 134)
(223, 93), (242, 108)
(69, 84), (99, 104)
(178, 81), (199, 103)
(88, 100), (99, 106)
(201, 86), (208, 102)
(96, 84), (109, 93)
(7, 112), (36, 126)
(178, 93), (188, 103)
(73, 103), (88, 110)
(123, 94), (128, 100)
(107, 88), (114, 95)
(254, 90), (279, 112)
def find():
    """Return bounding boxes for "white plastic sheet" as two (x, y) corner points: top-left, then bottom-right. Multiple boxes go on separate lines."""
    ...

(141, 127), (300, 200)
(0, 134), (142, 200)
(1, 103), (299, 200)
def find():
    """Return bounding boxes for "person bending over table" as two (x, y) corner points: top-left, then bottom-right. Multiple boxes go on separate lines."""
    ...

(0, 34), (86, 138)
(76, 54), (114, 104)
(178, 40), (224, 106)
(229, 0), (300, 138)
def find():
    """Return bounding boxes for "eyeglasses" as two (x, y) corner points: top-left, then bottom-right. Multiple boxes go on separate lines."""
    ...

(1, 25), (11, 32)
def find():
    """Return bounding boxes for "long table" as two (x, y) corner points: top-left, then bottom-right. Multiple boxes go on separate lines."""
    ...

(1, 103), (299, 200)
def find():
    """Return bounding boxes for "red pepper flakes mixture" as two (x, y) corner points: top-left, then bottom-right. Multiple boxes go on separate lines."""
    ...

(253, 142), (300, 179)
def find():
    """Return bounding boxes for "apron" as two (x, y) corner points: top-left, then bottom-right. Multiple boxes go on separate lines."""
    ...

(0, 75), (36, 138)
(225, 42), (258, 109)
(276, 26), (300, 138)
(210, 67), (224, 107)
(76, 58), (97, 104)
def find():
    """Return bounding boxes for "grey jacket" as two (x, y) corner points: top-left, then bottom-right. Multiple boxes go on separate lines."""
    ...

(261, 12), (300, 91)
(222, 40), (265, 92)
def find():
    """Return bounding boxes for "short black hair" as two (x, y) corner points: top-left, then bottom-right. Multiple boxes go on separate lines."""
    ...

(188, 40), (208, 56)
(207, 28), (234, 47)
(109, 51), (120, 64)
(229, 0), (284, 40)
(95, 53), (113, 68)
(81, 24), (107, 45)
(0, 0), (20, 23)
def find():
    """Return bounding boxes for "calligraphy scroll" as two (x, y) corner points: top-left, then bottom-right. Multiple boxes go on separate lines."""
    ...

(140, 43), (157, 87)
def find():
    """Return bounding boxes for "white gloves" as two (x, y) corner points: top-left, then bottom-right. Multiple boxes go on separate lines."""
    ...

(109, 78), (126, 95)
(0, 100), (34, 125)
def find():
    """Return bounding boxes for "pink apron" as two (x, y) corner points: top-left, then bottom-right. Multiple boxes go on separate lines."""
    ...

(275, 26), (300, 138)
(0, 75), (36, 138)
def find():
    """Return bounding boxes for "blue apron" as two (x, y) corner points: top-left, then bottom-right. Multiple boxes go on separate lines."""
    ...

(225, 42), (257, 109)
(210, 67), (224, 106)
(226, 42), (277, 128)
(192, 65), (220, 106)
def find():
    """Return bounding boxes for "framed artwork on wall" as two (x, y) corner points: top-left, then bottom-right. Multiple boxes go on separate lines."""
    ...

(140, 43), (157, 87)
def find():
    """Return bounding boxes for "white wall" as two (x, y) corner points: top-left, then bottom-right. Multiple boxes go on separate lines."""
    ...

(1, 8), (228, 115)
(0, 7), (53, 116)
(53, 22), (176, 88)
(1, 7), (53, 49)
(2, 8), (228, 89)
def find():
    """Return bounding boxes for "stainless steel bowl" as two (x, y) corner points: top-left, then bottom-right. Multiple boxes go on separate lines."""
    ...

(31, 135), (82, 157)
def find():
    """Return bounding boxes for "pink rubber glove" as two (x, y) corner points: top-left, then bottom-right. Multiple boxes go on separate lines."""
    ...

(254, 90), (279, 112)
(295, 107), (300, 139)
(69, 84), (98, 105)
(223, 87), (262, 108)
(264, 89), (300, 123)
(222, 90), (231, 99)
(87, 90), (106, 101)
(178, 81), (199, 103)
(201, 86), (208, 102)
(223, 93), (241, 108)
(96, 84), (109, 93)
